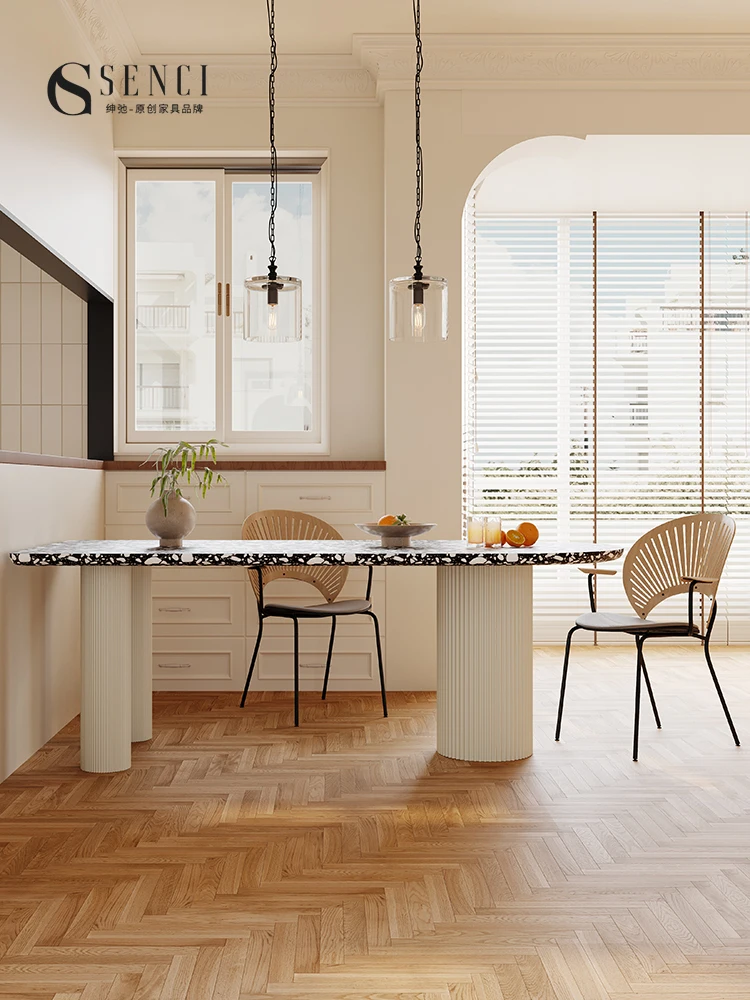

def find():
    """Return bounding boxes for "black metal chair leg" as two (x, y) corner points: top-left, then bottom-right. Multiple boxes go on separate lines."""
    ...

(555, 626), (579, 741)
(639, 643), (661, 729)
(368, 612), (387, 718)
(633, 638), (643, 761)
(293, 618), (300, 727)
(321, 618), (336, 700)
(705, 638), (740, 746)
(240, 619), (264, 708)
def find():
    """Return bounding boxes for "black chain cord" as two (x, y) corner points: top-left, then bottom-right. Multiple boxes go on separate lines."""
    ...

(266, 0), (278, 282)
(413, 0), (423, 282)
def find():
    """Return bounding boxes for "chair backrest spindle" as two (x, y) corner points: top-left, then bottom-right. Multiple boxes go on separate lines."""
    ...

(241, 509), (348, 604)
(623, 513), (735, 619)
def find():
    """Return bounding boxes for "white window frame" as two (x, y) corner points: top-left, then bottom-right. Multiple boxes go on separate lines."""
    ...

(119, 160), (329, 455)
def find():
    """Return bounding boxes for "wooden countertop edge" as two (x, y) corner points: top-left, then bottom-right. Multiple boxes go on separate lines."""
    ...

(0, 453), (386, 472)
(103, 460), (387, 471)
(0, 451), (104, 470)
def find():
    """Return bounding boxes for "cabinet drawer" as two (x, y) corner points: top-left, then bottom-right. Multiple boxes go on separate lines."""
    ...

(256, 482), (374, 515)
(105, 471), (246, 525)
(105, 524), (244, 542)
(255, 636), (379, 689)
(152, 566), (247, 584)
(152, 637), (245, 687)
(153, 582), (245, 635)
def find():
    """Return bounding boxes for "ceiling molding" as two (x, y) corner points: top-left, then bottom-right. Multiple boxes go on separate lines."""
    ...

(189, 59), (376, 104)
(355, 34), (750, 93)
(55, 4), (750, 102)
(57, 0), (136, 66)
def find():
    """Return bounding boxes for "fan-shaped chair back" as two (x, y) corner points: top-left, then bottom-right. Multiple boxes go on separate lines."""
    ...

(242, 509), (348, 604)
(623, 513), (735, 619)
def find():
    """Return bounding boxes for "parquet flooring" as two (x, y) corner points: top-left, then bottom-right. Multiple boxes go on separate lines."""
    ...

(0, 645), (749, 998)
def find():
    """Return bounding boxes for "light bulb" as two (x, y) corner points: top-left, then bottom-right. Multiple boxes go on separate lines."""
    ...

(411, 302), (426, 339)
(267, 303), (278, 331)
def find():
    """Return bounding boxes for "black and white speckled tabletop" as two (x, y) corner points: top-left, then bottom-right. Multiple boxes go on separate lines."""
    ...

(9, 539), (624, 568)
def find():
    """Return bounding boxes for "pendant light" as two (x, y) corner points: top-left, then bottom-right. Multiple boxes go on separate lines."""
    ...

(244, 0), (302, 342)
(388, 0), (447, 342)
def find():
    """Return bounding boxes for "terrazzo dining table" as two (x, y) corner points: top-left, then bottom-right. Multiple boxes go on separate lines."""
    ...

(9, 538), (622, 772)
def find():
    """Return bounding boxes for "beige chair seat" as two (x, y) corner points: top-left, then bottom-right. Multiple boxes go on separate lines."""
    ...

(575, 612), (699, 635)
(264, 599), (372, 618)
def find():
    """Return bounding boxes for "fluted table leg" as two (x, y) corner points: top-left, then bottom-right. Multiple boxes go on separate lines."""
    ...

(131, 567), (152, 742)
(437, 565), (533, 762)
(80, 566), (132, 772)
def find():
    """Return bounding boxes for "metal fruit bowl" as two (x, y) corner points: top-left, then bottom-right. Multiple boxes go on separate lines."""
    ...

(356, 522), (437, 548)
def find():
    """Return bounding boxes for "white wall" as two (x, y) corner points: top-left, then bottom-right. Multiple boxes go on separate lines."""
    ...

(384, 88), (750, 687)
(0, 0), (114, 295)
(114, 104), (384, 461)
(0, 465), (103, 780)
(475, 135), (750, 214)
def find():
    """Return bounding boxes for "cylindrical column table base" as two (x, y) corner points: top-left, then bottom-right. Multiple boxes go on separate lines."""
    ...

(437, 565), (533, 762)
(81, 566), (132, 772)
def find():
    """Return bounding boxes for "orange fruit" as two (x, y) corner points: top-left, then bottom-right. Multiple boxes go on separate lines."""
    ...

(506, 529), (526, 548)
(518, 521), (539, 546)
(500, 530), (507, 546)
(378, 514), (397, 526)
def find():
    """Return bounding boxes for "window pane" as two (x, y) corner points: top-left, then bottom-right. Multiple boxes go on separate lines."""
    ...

(230, 180), (314, 433)
(134, 180), (216, 432)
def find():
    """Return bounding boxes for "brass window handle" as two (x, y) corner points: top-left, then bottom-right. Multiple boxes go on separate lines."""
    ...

(226, 282), (231, 316)
(217, 281), (222, 316)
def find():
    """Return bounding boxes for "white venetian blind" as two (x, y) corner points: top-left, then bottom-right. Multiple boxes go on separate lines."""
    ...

(464, 209), (750, 641)
(704, 214), (750, 640)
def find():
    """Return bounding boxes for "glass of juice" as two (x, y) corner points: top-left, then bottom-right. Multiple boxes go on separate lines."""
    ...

(484, 517), (502, 547)
(467, 516), (484, 545)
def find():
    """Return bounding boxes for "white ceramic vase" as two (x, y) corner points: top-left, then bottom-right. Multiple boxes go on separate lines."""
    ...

(145, 492), (197, 548)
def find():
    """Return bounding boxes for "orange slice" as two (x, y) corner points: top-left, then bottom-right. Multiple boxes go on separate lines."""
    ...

(518, 522), (539, 546)
(378, 514), (397, 526)
(505, 529), (526, 548)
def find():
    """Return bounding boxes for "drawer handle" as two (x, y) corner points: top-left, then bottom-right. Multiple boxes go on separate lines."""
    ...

(299, 495), (332, 500)
(157, 662), (191, 669)
(158, 606), (191, 613)
(300, 663), (325, 669)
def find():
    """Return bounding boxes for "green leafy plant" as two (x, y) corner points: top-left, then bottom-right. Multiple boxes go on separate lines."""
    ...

(144, 440), (228, 515)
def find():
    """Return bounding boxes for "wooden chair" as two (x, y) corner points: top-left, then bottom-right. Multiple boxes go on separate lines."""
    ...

(240, 509), (387, 725)
(555, 513), (739, 760)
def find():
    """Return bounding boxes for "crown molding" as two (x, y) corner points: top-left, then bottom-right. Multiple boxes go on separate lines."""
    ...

(57, 0), (136, 66)
(175, 57), (376, 105)
(55, 5), (750, 103)
(355, 33), (750, 94)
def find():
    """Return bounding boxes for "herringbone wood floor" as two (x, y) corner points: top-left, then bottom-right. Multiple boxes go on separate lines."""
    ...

(0, 645), (749, 999)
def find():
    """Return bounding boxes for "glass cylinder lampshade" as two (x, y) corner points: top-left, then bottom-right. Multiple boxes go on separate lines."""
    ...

(243, 274), (302, 342)
(388, 274), (448, 342)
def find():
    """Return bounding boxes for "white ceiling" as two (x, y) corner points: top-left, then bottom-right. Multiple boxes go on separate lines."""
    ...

(112, 0), (750, 56)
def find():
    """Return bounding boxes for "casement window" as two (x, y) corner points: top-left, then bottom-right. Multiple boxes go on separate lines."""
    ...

(123, 167), (325, 452)
(463, 209), (750, 642)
